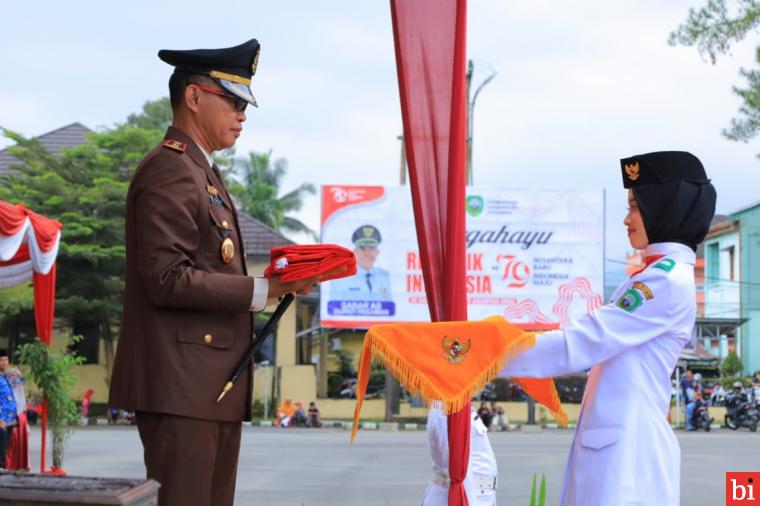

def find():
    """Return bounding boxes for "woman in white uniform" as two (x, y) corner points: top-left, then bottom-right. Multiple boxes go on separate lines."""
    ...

(422, 403), (498, 506)
(500, 151), (716, 506)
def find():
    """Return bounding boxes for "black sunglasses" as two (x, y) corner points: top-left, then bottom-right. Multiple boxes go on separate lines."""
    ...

(194, 84), (248, 113)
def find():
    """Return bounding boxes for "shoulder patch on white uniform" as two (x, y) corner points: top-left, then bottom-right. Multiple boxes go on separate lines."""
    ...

(652, 258), (675, 273)
(615, 288), (642, 313)
(632, 282), (654, 300)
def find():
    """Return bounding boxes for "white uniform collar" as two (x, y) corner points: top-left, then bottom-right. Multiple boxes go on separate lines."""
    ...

(644, 242), (696, 265)
(196, 143), (214, 168)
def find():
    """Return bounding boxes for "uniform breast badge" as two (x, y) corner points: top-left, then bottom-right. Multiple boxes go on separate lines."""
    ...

(442, 336), (471, 364)
(207, 185), (227, 208)
(221, 238), (235, 264)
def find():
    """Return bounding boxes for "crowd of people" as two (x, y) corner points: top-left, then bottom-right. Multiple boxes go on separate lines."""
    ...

(275, 398), (322, 428)
(679, 368), (760, 430)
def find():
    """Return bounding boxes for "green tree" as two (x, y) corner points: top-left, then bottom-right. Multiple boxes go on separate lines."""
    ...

(0, 284), (34, 322)
(721, 349), (744, 376)
(0, 125), (163, 380)
(669, 0), (760, 152)
(229, 150), (316, 238)
(125, 97), (236, 169)
(126, 97), (173, 131)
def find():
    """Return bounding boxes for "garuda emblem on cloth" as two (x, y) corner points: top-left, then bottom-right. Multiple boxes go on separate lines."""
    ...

(442, 336), (471, 364)
(625, 161), (640, 181)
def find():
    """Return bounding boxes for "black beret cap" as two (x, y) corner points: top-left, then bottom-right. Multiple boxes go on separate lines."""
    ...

(352, 225), (382, 247)
(620, 151), (709, 188)
(158, 39), (260, 107)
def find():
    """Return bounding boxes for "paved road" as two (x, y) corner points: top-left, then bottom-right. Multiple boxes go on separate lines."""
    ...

(29, 426), (758, 505)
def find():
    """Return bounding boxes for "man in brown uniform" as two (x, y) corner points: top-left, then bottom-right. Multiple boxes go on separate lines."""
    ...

(109, 39), (316, 506)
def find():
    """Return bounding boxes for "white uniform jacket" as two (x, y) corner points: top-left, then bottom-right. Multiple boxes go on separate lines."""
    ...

(422, 405), (498, 506)
(501, 242), (696, 506)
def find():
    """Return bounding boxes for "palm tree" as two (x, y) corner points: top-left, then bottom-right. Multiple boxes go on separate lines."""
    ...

(229, 150), (317, 239)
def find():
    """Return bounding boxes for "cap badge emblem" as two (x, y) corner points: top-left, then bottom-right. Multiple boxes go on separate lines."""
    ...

(625, 161), (640, 181)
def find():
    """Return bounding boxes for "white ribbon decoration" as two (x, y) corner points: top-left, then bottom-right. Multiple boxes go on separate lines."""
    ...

(0, 216), (61, 275)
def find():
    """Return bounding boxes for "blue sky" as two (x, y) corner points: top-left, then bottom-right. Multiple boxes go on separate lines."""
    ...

(2, 0), (759, 275)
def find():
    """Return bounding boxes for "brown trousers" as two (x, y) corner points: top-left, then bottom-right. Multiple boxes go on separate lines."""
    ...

(136, 412), (242, 506)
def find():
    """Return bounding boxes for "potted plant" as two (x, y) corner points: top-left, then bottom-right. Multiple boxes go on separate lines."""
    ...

(18, 335), (84, 472)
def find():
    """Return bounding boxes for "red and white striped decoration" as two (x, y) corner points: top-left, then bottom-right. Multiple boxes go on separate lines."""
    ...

(0, 200), (63, 473)
(0, 202), (61, 288)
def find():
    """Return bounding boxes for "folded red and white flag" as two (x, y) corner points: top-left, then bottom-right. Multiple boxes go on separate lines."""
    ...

(264, 244), (357, 282)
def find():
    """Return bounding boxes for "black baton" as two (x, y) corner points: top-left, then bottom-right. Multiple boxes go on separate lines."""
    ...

(216, 293), (295, 402)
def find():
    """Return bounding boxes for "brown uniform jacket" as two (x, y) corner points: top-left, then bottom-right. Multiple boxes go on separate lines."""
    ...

(109, 127), (255, 422)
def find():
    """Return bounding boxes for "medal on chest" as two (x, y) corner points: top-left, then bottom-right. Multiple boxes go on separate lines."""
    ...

(221, 237), (235, 264)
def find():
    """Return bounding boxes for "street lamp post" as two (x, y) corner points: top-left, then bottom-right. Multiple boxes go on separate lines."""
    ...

(466, 59), (497, 186)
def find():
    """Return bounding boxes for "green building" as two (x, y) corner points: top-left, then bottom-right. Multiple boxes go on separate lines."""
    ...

(704, 201), (760, 374)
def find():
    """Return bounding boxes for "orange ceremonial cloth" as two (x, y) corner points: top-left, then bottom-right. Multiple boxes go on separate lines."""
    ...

(264, 244), (357, 282)
(351, 316), (567, 442)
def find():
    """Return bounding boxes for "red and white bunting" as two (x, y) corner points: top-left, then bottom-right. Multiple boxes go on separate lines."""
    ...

(0, 202), (62, 288)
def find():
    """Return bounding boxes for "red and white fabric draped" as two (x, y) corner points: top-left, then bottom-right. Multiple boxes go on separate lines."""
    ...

(0, 201), (62, 344)
(0, 200), (62, 473)
(390, 1), (470, 504)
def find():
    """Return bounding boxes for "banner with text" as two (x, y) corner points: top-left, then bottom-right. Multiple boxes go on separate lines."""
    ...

(320, 185), (605, 329)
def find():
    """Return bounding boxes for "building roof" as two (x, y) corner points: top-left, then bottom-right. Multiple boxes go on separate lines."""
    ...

(238, 211), (295, 256)
(703, 214), (738, 244)
(730, 200), (760, 216)
(0, 122), (93, 177)
(699, 215), (732, 253)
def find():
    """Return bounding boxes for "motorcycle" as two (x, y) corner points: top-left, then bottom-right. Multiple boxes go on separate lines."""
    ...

(689, 404), (713, 432)
(724, 395), (759, 432)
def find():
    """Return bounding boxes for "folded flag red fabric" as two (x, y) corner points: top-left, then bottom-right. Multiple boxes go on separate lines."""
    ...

(264, 244), (357, 282)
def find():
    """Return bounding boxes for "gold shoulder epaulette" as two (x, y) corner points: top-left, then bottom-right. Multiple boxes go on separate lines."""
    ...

(162, 139), (187, 153)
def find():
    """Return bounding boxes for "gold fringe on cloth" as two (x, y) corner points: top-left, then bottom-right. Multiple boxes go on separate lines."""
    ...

(350, 316), (567, 442)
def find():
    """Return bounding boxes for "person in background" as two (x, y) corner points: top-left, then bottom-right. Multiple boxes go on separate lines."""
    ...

(680, 369), (694, 403)
(3, 367), (29, 471)
(80, 388), (94, 426)
(0, 350), (18, 469)
(476, 402), (492, 429)
(685, 390), (707, 431)
(307, 401), (322, 428)
(292, 401), (307, 427)
(489, 402), (507, 431)
(750, 372), (760, 404)
(423, 404), (498, 505)
(275, 397), (296, 428)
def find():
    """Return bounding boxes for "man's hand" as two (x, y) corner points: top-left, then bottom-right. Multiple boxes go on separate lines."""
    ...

(0, 420), (6, 430)
(268, 275), (321, 299)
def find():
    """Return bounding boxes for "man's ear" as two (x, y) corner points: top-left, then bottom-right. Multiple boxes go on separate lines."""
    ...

(185, 84), (201, 113)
